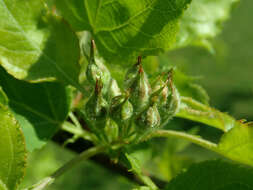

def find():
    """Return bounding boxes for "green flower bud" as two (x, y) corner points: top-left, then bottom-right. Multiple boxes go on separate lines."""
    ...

(110, 95), (134, 138)
(104, 118), (119, 143)
(84, 79), (108, 128)
(86, 40), (111, 94)
(151, 74), (169, 106)
(158, 70), (181, 126)
(126, 57), (151, 115)
(110, 95), (133, 123)
(136, 103), (161, 130)
(108, 79), (121, 100)
(121, 100), (134, 121)
(124, 56), (142, 89)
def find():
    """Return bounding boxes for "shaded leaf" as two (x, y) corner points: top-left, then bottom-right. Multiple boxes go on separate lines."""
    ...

(0, 67), (72, 152)
(0, 105), (27, 190)
(0, 0), (81, 87)
(165, 160), (253, 190)
(175, 0), (239, 50)
(56, 0), (191, 63)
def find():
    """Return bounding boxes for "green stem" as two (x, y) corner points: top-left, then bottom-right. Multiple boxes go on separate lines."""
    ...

(137, 174), (158, 190)
(144, 129), (218, 152)
(27, 146), (106, 190)
(69, 112), (82, 130)
(62, 121), (97, 142)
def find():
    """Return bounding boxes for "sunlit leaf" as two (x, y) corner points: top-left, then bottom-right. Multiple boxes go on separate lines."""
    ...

(0, 0), (80, 87)
(218, 123), (253, 167)
(56, 0), (191, 63)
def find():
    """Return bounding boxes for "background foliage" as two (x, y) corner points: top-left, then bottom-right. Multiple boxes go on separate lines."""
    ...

(18, 0), (253, 189)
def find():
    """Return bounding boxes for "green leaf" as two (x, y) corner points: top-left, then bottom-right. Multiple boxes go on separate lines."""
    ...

(0, 105), (27, 190)
(175, 0), (239, 50)
(56, 0), (191, 63)
(176, 97), (253, 166)
(218, 123), (253, 167)
(165, 160), (253, 190)
(0, 0), (81, 87)
(148, 94), (253, 167)
(0, 67), (72, 152)
(176, 97), (236, 132)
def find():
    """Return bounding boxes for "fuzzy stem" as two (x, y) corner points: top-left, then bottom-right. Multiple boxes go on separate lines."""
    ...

(144, 129), (218, 152)
(62, 121), (97, 142)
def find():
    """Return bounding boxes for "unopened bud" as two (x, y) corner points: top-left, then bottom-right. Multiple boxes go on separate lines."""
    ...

(158, 69), (181, 126)
(110, 95), (133, 123)
(151, 74), (169, 106)
(136, 103), (161, 130)
(104, 118), (119, 142)
(126, 57), (151, 114)
(121, 100), (134, 121)
(108, 79), (121, 100)
(124, 56), (142, 89)
(86, 40), (111, 95)
(84, 79), (108, 128)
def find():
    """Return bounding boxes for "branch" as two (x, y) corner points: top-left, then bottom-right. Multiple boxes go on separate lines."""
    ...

(27, 145), (106, 190)
(52, 130), (168, 189)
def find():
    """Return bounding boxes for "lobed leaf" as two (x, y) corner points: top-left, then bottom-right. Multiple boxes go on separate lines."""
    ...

(0, 0), (81, 87)
(0, 105), (27, 190)
(164, 160), (253, 190)
(56, 0), (191, 63)
(0, 67), (72, 152)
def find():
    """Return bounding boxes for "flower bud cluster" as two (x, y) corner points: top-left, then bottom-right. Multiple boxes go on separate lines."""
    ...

(83, 41), (180, 143)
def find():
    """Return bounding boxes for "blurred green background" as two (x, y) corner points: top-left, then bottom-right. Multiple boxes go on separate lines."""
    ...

(20, 1), (253, 189)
